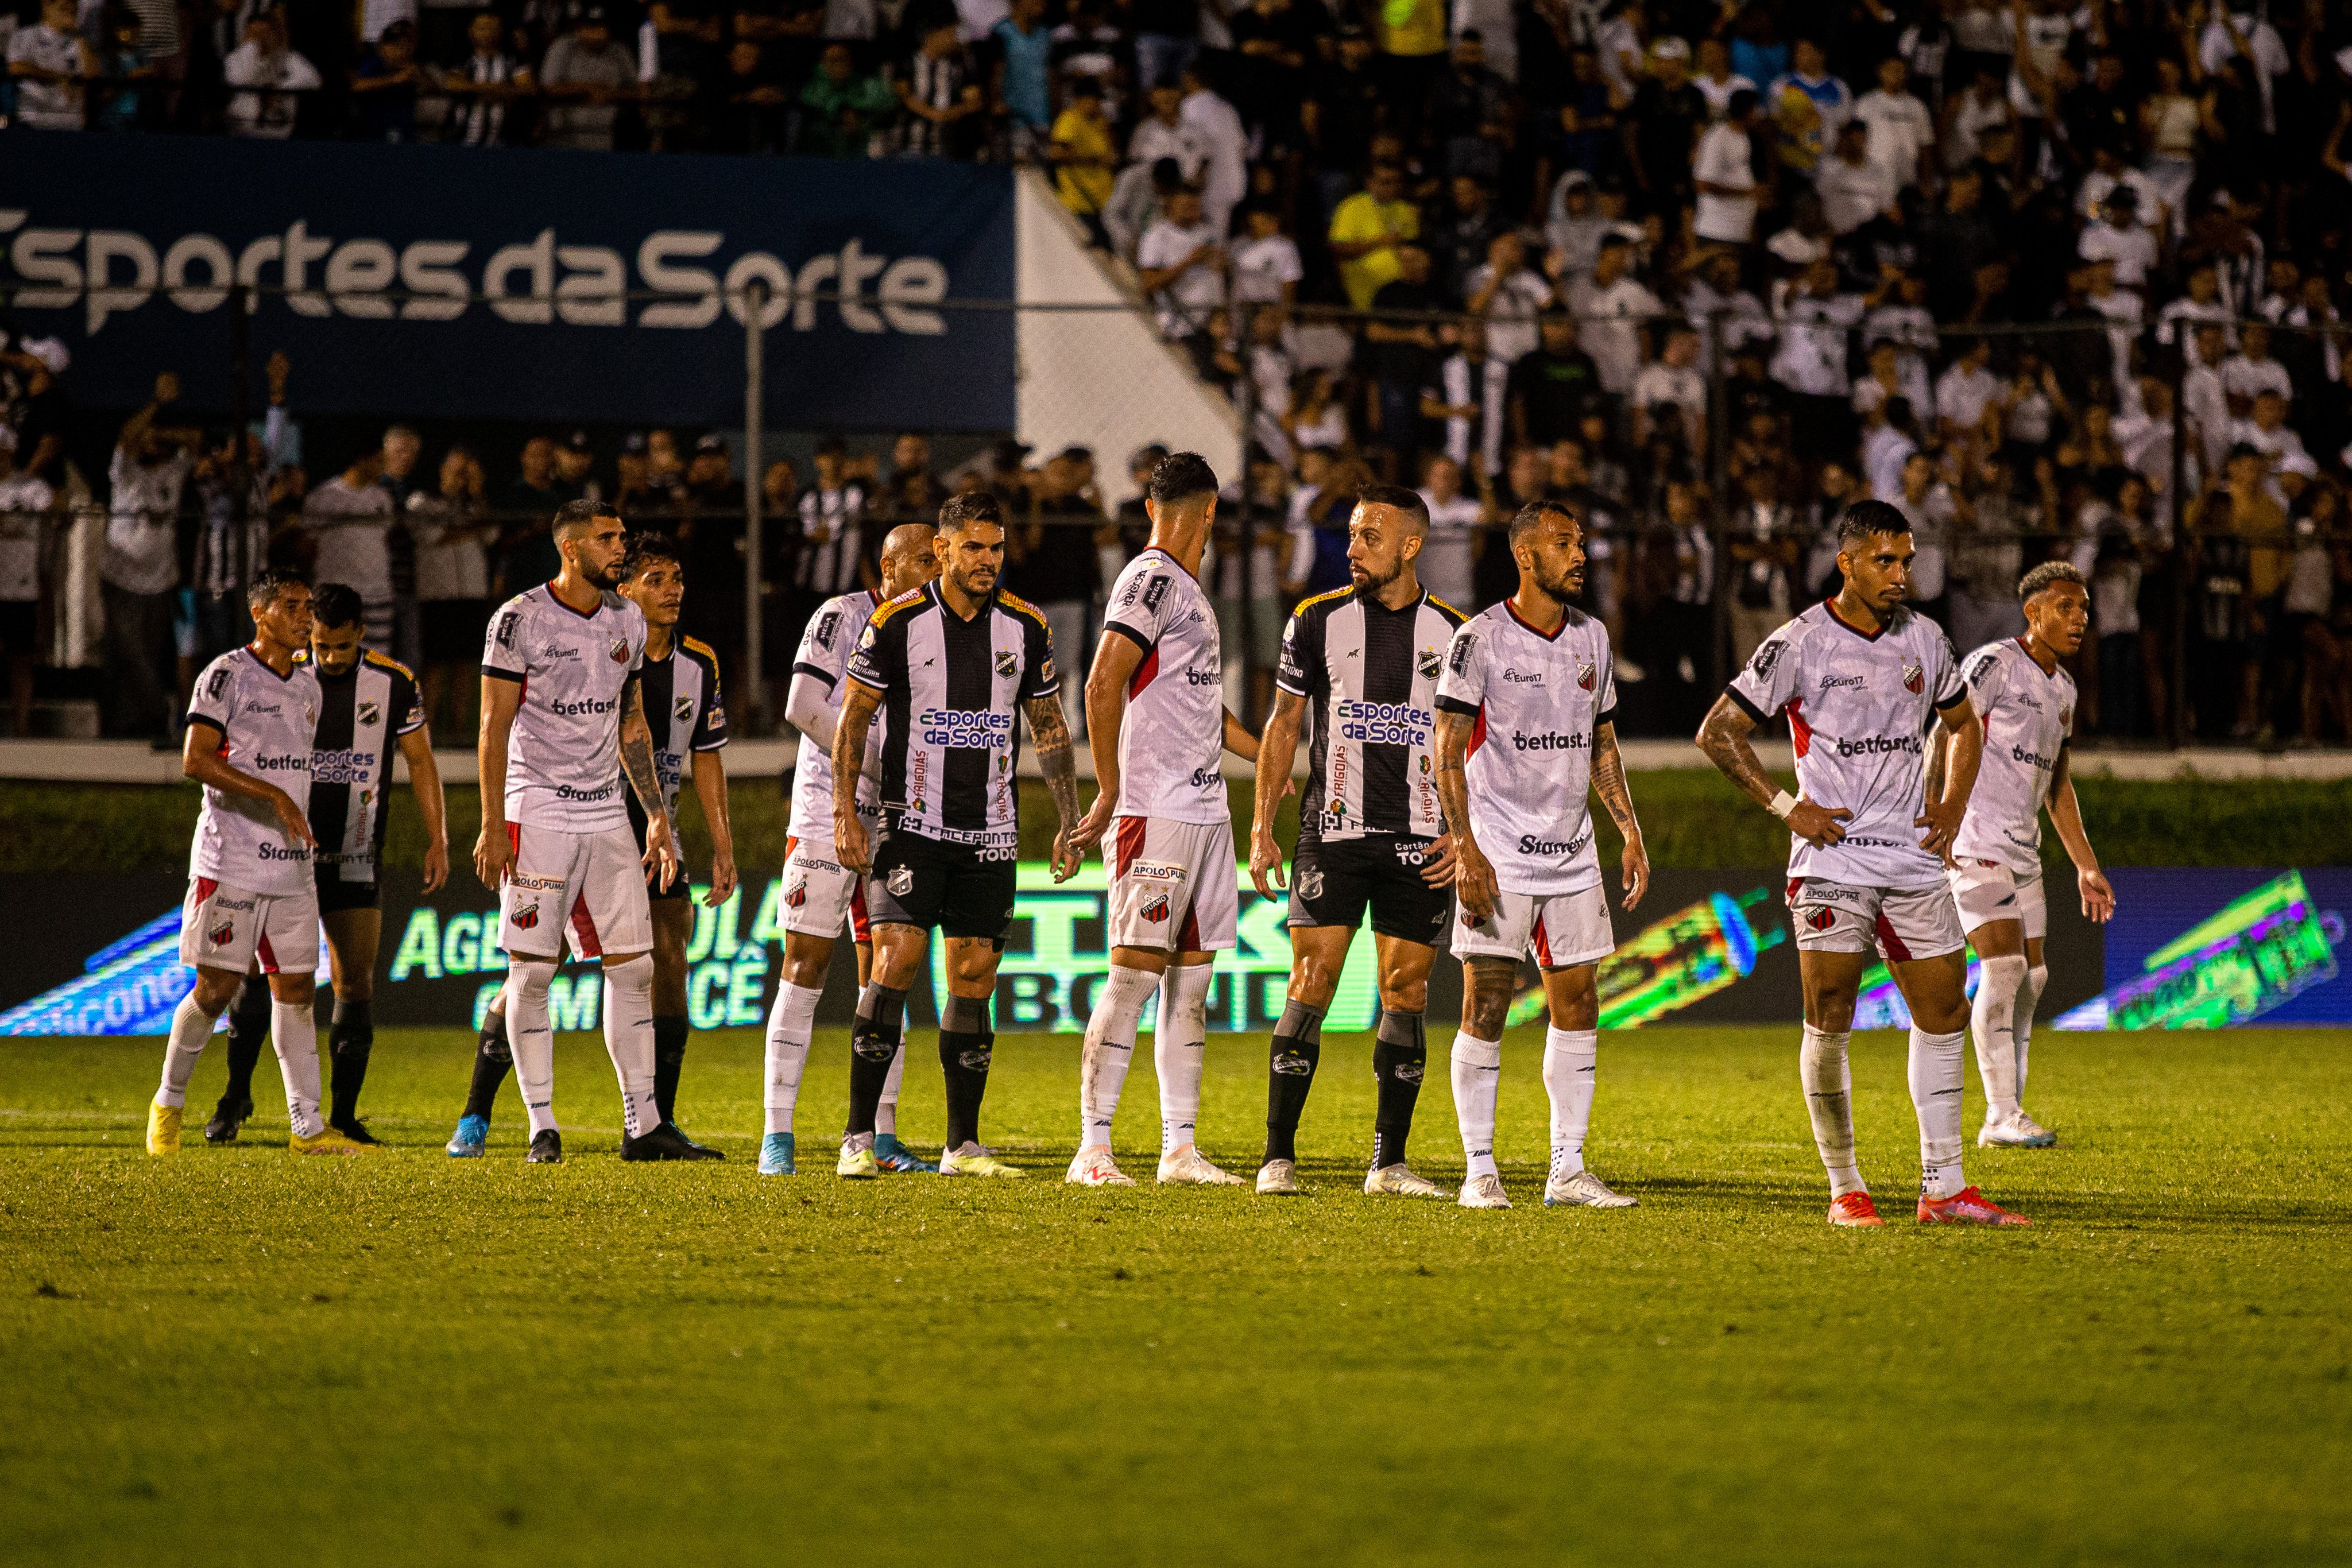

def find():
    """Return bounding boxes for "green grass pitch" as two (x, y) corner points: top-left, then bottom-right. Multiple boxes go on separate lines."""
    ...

(3, 1023), (2347, 1565)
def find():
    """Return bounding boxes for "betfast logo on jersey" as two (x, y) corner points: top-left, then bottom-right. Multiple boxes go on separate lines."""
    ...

(1832, 733), (1924, 758)
(548, 695), (617, 717)
(1334, 699), (1430, 747)
(1512, 731), (1587, 751)
(918, 707), (1013, 748)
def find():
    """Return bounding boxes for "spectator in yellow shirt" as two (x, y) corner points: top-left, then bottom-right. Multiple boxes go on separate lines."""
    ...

(1328, 162), (1420, 311)
(1051, 78), (1117, 238)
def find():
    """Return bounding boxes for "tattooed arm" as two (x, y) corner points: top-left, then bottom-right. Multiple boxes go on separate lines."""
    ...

(1590, 721), (1649, 909)
(1695, 692), (1850, 849)
(1434, 707), (1497, 923)
(1027, 694), (1084, 883)
(831, 680), (881, 874)
(618, 677), (679, 891)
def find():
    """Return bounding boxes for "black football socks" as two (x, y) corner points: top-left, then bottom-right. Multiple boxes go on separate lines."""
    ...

(216, 974), (273, 1113)
(651, 1015), (689, 1126)
(1262, 998), (1326, 1164)
(461, 1010), (513, 1122)
(326, 995), (375, 1131)
(1371, 1007), (1429, 1170)
(845, 982), (908, 1136)
(938, 993), (993, 1151)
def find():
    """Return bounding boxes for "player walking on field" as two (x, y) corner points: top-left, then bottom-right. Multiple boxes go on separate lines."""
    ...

(1937, 561), (2115, 1148)
(759, 521), (941, 1177)
(470, 500), (711, 1164)
(1432, 501), (1650, 1211)
(149, 570), (367, 1156)
(447, 532), (736, 1157)
(1697, 499), (2029, 1227)
(830, 493), (1084, 1179)
(204, 582), (448, 1146)
(1247, 486), (1464, 1199)
(1063, 452), (1263, 1188)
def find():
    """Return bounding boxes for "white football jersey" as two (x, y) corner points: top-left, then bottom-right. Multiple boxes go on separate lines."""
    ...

(1952, 637), (2075, 873)
(482, 583), (647, 834)
(1101, 548), (1227, 825)
(185, 647), (322, 896)
(787, 589), (883, 841)
(1726, 601), (1965, 890)
(1434, 602), (1616, 896)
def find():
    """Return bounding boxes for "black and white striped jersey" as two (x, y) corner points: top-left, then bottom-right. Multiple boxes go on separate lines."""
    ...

(845, 581), (1059, 848)
(299, 649), (424, 886)
(625, 634), (729, 835)
(1277, 584), (1466, 842)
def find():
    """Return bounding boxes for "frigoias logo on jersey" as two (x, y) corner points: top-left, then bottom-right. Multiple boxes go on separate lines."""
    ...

(1902, 660), (1925, 695)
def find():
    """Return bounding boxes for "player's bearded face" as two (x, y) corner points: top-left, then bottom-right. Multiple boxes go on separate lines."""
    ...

(942, 525), (1004, 597)
(578, 529), (629, 590)
(1531, 531), (1585, 599)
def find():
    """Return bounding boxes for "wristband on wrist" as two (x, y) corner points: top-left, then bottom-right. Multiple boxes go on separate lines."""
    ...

(1769, 789), (1798, 820)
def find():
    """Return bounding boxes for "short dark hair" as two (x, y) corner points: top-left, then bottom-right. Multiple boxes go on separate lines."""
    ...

(1507, 499), (1576, 546)
(1148, 451), (1220, 506)
(1355, 483), (1429, 536)
(1837, 498), (1912, 545)
(246, 566), (309, 609)
(2018, 560), (2086, 603)
(624, 531), (683, 579)
(938, 491), (1004, 533)
(310, 582), (363, 630)
(554, 497), (620, 537)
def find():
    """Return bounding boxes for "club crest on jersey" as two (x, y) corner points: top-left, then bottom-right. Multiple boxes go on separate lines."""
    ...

(1296, 868), (1325, 902)
(784, 880), (807, 909)
(887, 865), (916, 897)
(303, 703), (317, 725)
(674, 696), (695, 725)
(1141, 893), (1171, 924)
(1902, 661), (1925, 695)
(609, 637), (630, 664)
(995, 648), (1017, 679)
(1417, 648), (1441, 680)
(1806, 906), (1837, 932)
(207, 920), (234, 946)
(357, 700), (380, 727)
(2060, 705), (2074, 730)
(1576, 659), (1597, 693)
(511, 906), (540, 931)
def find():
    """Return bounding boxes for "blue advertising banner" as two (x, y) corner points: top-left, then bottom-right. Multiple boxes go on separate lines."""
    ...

(0, 134), (1015, 429)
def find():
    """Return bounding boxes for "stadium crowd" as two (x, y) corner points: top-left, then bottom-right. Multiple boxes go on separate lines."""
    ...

(6, 0), (2352, 749)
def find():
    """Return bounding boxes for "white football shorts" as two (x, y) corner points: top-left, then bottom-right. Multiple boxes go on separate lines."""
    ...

(1108, 815), (1237, 954)
(780, 834), (872, 943)
(179, 876), (318, 975)
(1787, 877), (1967, 962)
(498, 821), (655, 962)
(1453, 882), (1614, 968)
(1947, 858), (2047, 942)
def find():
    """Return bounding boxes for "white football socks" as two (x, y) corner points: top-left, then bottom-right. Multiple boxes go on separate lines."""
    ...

(157, 991), (221, 1109)
(1908, 1025), (1968, 1199)
(601, 954), (661, 1138)
(505, 959), (558, 1136)
(1078, 962), (1158, 1149)
(1450, 1031), (1502, 1180)
(762, 981), (824, 1136)
(2017, 963), (2049, 1098)
(1800, 1024), (1865, 1197)
(1156, 962), (1214, 1156)
(1971, 954), (2029, 1122)
(270, 996), (326, 1139)
(877, 1044), (904, 1139)
(1542, 1026), (1598, 1179)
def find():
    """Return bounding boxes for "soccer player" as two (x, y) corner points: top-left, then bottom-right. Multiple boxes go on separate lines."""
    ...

(1938, 561), (2115, 1148)
(448, 531), (736, 1158)
(759, 521), (941, 1177)
(1432, 501), (1650, 1211)
(1062, 452), (1263, 1188)
(1246, 485), (1464, 1198)
(148, 569), (368, 1157)
(202, 582), (449, 1146)
(1697, 498), (2028, 1226)
(830, 491), (1083, 1179)
(467, 499), (710, 1164)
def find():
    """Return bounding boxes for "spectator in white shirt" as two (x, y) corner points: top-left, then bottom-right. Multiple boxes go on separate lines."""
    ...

(304, 452), (397, 650)
(2077, 141), (2167, 237)
(1934, 335), (2002, 442)
(1564, 234), (1662, 395)
(1127, 82), (1209, 183)
(1852, 55), (1932, 189)
(2078, 186), (2157, 293)
(1414, 455), (1483, 606)
(1135, 185), (1227, 342)
(2222, 321), (2294, 415)
(1179, 65), (1247, 239)
(1771, 257), (1865, 459)
(1815, 119), (1898, 234)
(2156, 262), (2235, 350)
(1463, 230), (1556, 364)
(1631, 323), (1707, 453)
(6, 0), (94, 130)
(1690, 37), (1754, 120)
(223, 11), (321, 138)
(2227, 390), (2308, 510)
(1228, 201), (1303, 312)
(2198, 9), (2289, 135)
(1692, 89), (1761, 245)
(102, 374), (200, 742)
(2184, 323), (2232, 475)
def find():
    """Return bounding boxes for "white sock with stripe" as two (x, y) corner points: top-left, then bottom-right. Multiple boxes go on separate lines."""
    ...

(601, 954), (662, 1137)
(762, 981), (824, 1136)
(1908, 1025), (1968, 1199)
(1156, 962), (1215, 1157)
(2017, 963), (2048, 1098)
(1541, 1026), (1598, 1179)
(1078, 963), (1158, 1149)
(157, 991), (222, 1109)
(505, 960), (559, 1136)
(1800, 1024), (1864, 1198)
(1450, 1031), (1503, 1179)
(1970, 954), (2028, 1121)
(270, 997), (324, 1139)
(877, 1045), (904, 1138)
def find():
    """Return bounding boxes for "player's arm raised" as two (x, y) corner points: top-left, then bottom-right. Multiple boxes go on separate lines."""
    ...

(1027, 692), (1084, 884)
(690, 745), (737, 907)
(396, 722), (449, 894)
(473, 671), (523, 890)
(1432, 707), (1495, 921)
(617, 676), (679, 892)
(1918, 691), (1980, 861)
(1590, 720), (1649, 910)
(830, 680), (881, 874)
(182, 718), (317, 855)
(1696, 692), (1849, 847)
(1249, 688), (1306, 898)
(2046, 742), (2114, 922)
(1074, 628), (1145, 855)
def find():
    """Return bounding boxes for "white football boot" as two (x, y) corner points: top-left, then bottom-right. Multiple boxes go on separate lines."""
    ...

(1457, 1172), (1512, 1210)
(1543, 1167), (1638, 1208)
(1064, 1145), (1136, 1186)
(1158, 1145), (1247, 1186)
(1364, 1163), (1453, 1199)
(1978, 1111), (2058, 1149)
(1255, 1159), (1303, 1195)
